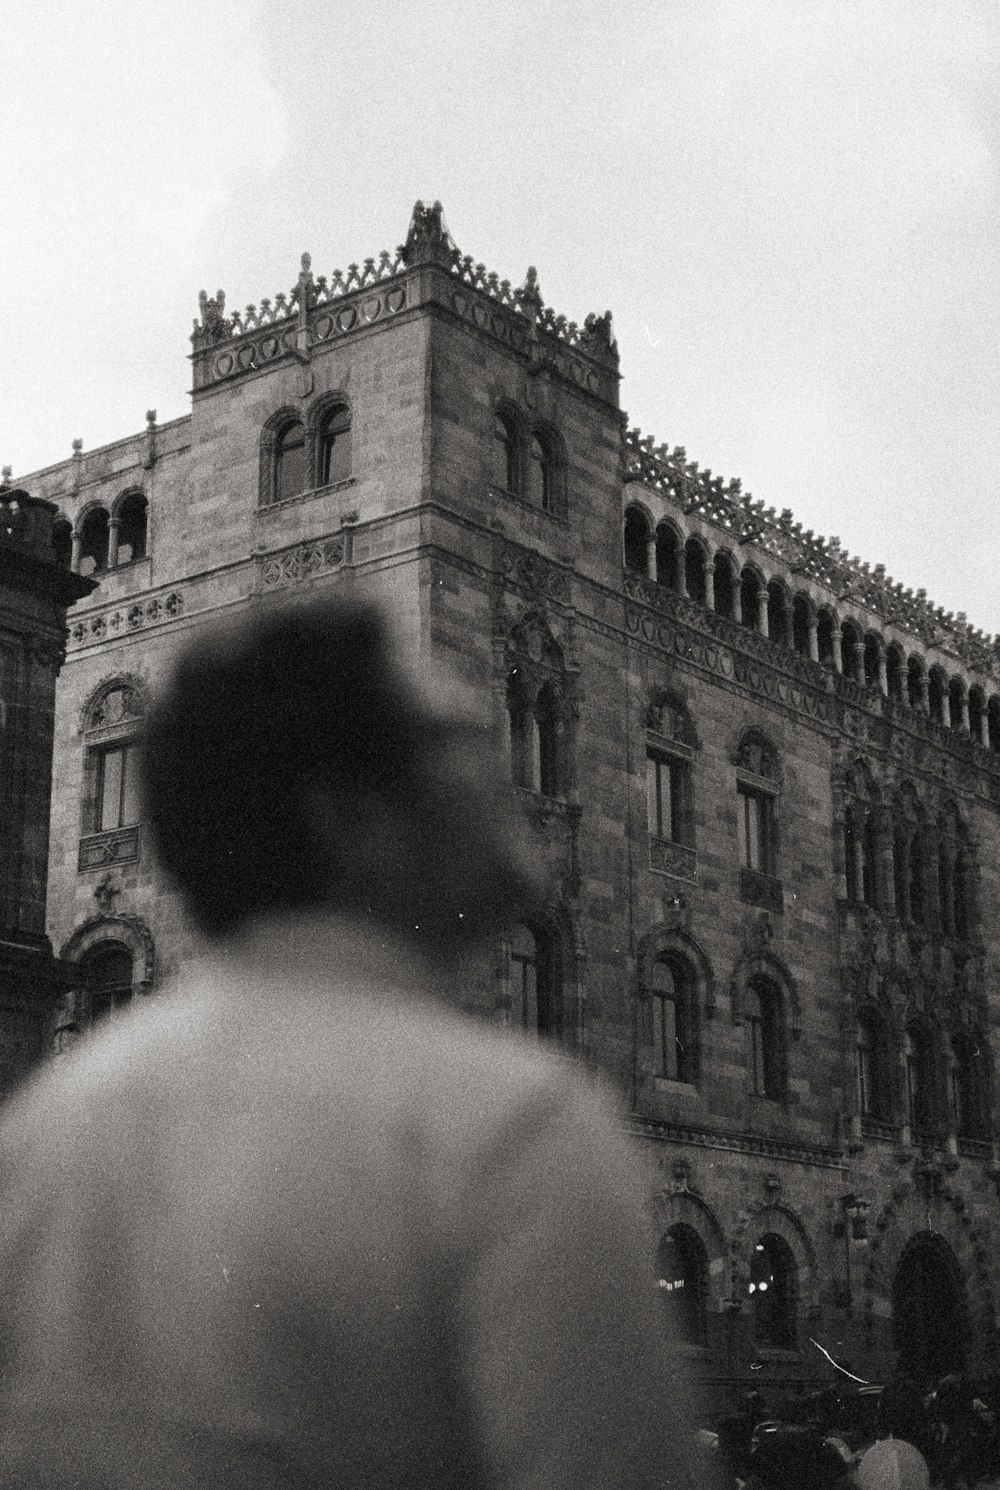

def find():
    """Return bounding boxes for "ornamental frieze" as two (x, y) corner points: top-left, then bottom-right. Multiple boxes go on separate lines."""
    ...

(494, 539), (571, 603)
(257, 535), (344, 591)
(68, 592), (183, 649)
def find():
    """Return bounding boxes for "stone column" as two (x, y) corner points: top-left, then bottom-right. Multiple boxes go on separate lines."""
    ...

(107, 518), (120, 570)
(703, 562), (715, 612)
(877, 649), (888, 695)
(756, 588), (769, 638)
(958, 691), (970, 733)
(646, 534), (657, 581)
(832, 625), (843, 673)
(70, 533), (82, 574)
(941, 689), (952, 730)
(852, 640), (864, 682)
(732, 576), (743, 625)
(807, 614), (819, 663)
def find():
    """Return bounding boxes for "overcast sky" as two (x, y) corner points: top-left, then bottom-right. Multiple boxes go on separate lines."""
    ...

(4, 0), (998, 633)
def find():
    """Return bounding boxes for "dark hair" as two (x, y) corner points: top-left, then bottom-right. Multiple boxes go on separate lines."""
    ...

(141, 596), (449, 938)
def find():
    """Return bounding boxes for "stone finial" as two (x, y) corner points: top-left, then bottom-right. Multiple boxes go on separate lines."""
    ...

(518, 265), (543, 324)
(146, 410), (156, 429)
(400, 199), (456, 268)
(71, 439), (83, 455)
(143, 410), (158, 471)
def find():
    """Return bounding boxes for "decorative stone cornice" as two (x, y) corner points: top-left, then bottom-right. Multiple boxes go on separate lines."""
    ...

(190, 201), (619, 403)
(628, 1115), (846, 1169)
(624, 426), (998, 672)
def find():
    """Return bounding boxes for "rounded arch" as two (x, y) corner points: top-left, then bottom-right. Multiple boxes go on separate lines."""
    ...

(864, 1180), (997, 1379)
(927, 664), (947, 724)
(653, 519), (682, 590)
(51, 511), (73, 569)
(730, 949), (800, 1028)
(491, 402), (523, 494)
(893, 1231), (968, 1379)
(308, 390), (353, 489)
(741, 1200), (818, 1349)
(948, 674), (967, 732)
(637, 926), (715, 1021)
(259, 404), (307, 507)
(78, 673), (148, 735)
(75, 502), (111, 576)
(712, 548), (739, 619)
(623, 502), (652, 575)
(683, 534), (708, 605)
(656, 1222), (711, 1346)
(840, 617), (863, 680)
(527, 421), (565, 516)
(112, 488), (148, 563)
(816, 606), (837, 665)
(790, 592), (813, 656)
(766, 578), (790, 647)
(739, 563), (765, 631)
(733, 727), (780, 783)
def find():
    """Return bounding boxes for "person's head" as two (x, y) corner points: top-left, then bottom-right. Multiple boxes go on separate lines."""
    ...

(141, 593), (547, 947)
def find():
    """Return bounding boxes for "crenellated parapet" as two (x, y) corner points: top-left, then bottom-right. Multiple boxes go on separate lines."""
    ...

(190, 201), (620, 404)
(624, 426), (998, 672)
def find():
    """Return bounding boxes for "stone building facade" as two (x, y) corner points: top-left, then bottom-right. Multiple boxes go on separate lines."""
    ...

(15, 202), (1000, 1407)
(0, 481), (93, 1091)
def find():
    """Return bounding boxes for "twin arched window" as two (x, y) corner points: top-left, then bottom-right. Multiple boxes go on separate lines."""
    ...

(494, 407), (564, 515)
(72, 492), (148, 576)
(263, 401), (353, 507)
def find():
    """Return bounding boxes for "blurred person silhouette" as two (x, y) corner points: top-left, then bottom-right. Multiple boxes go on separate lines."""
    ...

(0, 594), (703, 1488)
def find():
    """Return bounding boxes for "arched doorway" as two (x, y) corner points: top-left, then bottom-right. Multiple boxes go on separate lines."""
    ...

(892, 1232), (966, 1381)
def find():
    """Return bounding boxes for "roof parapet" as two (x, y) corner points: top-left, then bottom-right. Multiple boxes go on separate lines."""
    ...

(624, 425), (997, 668)
(190, 200), (618, 373)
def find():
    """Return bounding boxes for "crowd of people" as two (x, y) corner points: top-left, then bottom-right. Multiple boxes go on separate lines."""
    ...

(701, 1372), (1000, 1489)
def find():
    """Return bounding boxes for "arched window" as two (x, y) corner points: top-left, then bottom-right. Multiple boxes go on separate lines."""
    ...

(968, 686), (986, 745)
(857, 1010), (893, 1123)
(948, 677), (965, 733)
(493, 412), (517, 491)
(740, 568), (763, 633)
(79, 942), (134, 1024)
(115, 491), (147, 564)
(646, 695), (696, 849)
(766, 582), (788, 648)
(905, 1024), (936, 1135)
(509, 923), (561, 1037)
(841, 621), (862, 681)
(751, 1234), (797, 1350)
(274, 419), (306, 503)
(817, 609), (836, 666)
(746, 975), (784, 1101)
(713, 552), (737, 619)
(52, 515), (72, 569)
(791, 595), (811, 657)
(78, 507), (110, 577)
(886, 645), (905, 703)
(684, 539), (707, 605)
(988, 697), (1000, 753)
(656, 525), (680, 589)
(649, 952), (696, 1084)
(505, 616), (570, 800)
(79, 681), (145, 872)
(928, 669), (946, 725)
(528, 431), (557, 513)
(318, 403), (352, 487)
(908, 831), (925, 921)
(657, 1225), (708, 1345)
(863, 635), (882, 690)
(736, 734), (779, 888)
(624, 507), (650, 575)
(907, 656), (925, 711)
